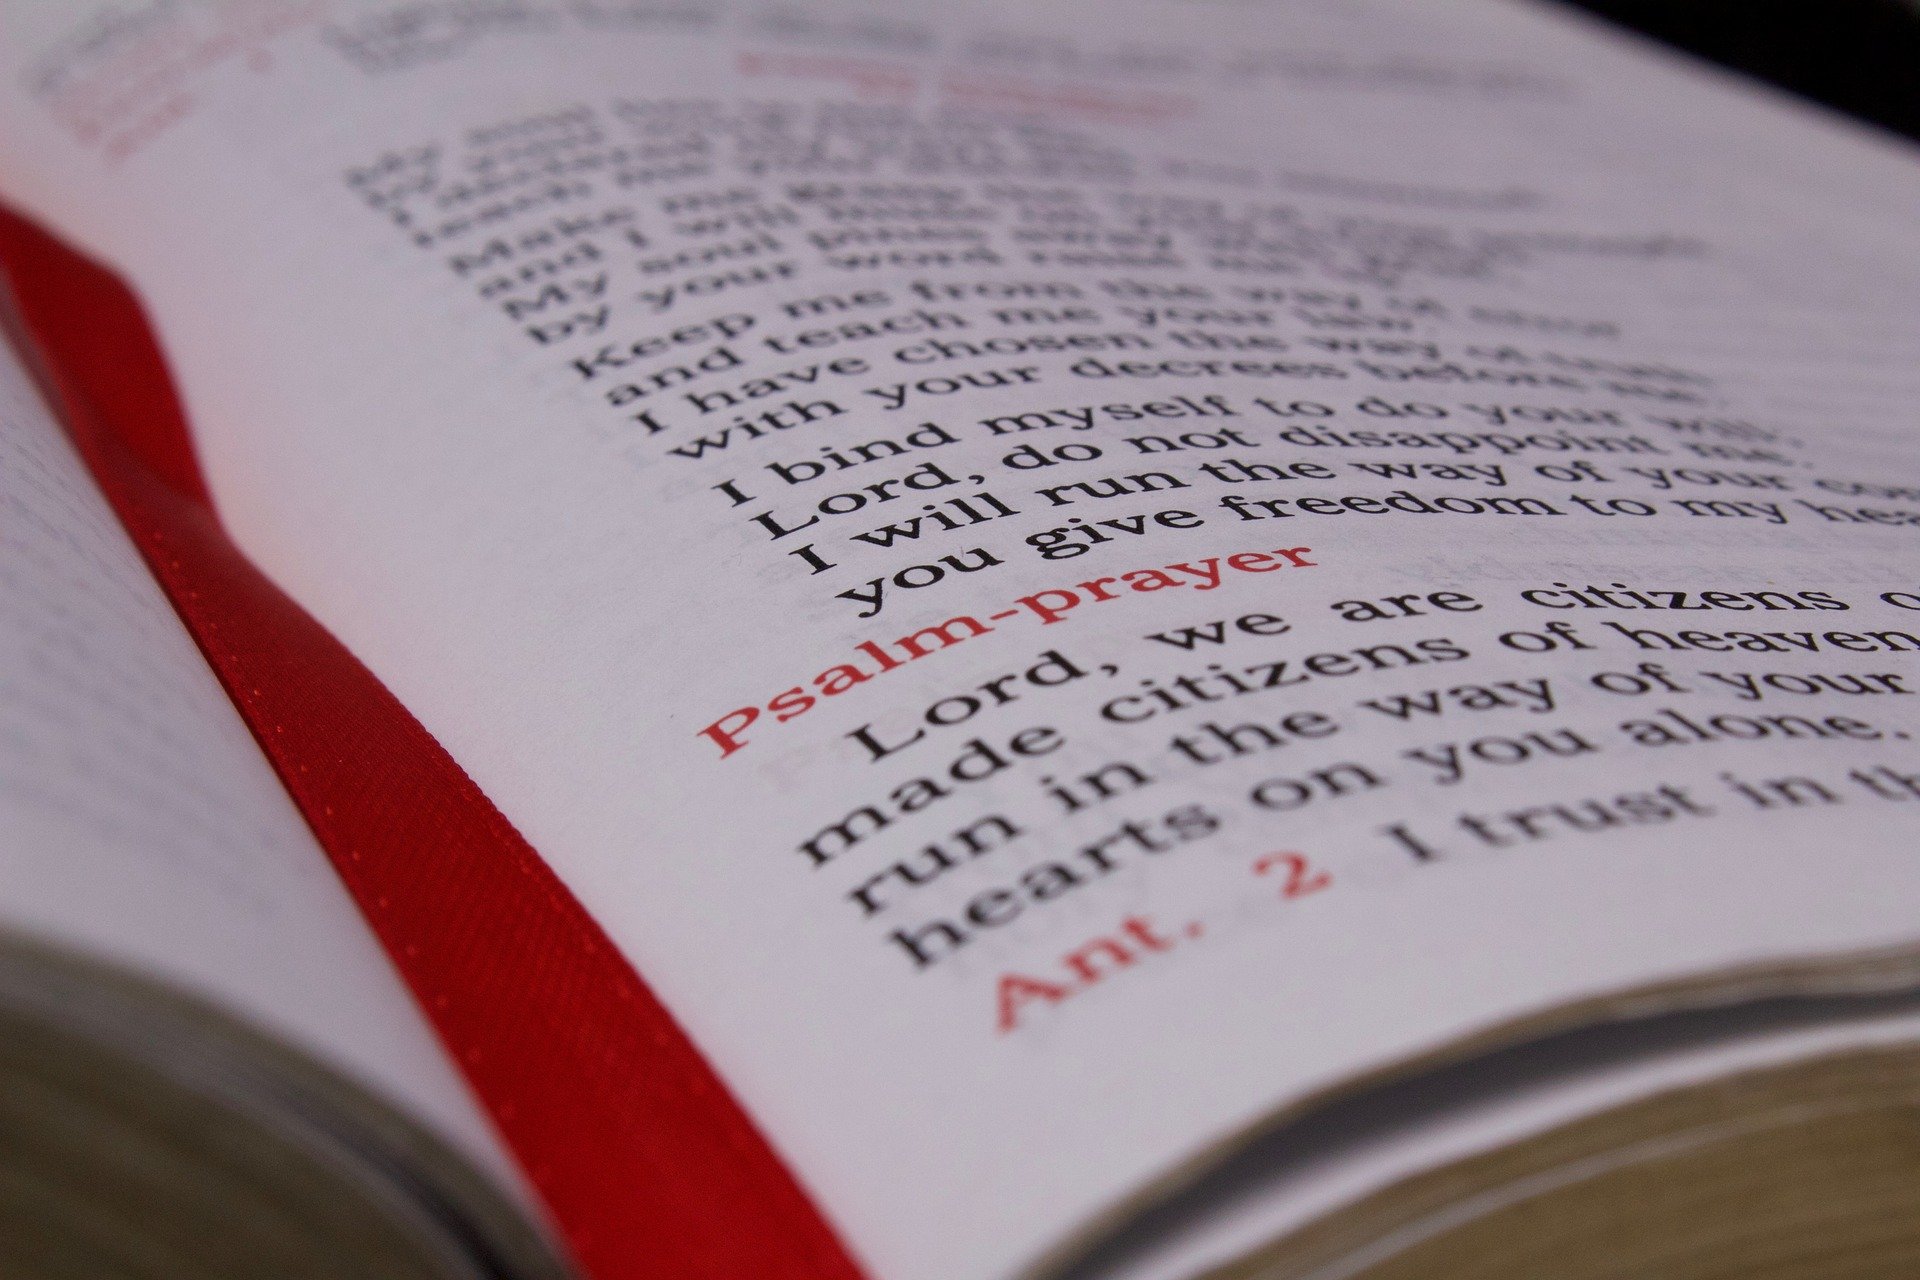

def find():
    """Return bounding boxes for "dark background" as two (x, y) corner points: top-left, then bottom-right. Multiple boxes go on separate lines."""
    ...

(1558, 0), (1920, 144)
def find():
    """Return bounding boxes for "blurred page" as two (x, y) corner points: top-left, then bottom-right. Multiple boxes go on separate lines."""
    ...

(0, 333), (522, 1189)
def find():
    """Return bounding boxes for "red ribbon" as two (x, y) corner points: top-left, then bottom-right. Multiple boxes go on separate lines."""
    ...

(0, 203), (868, 1280)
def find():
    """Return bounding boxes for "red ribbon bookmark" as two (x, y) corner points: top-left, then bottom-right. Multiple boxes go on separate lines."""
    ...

(0, 203), (868, 1280)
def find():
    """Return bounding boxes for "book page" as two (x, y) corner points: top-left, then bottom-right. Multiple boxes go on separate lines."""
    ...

(0, 333), (522, 1190)
(3, 2), (1920, 1277)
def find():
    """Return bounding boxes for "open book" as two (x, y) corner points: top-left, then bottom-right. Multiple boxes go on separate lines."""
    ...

(5, 1), (1920, 1277)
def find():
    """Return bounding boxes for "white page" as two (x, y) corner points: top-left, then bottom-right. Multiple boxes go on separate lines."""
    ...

(0, 335), (523, 1191)
(3, 2), (1920, 1277)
